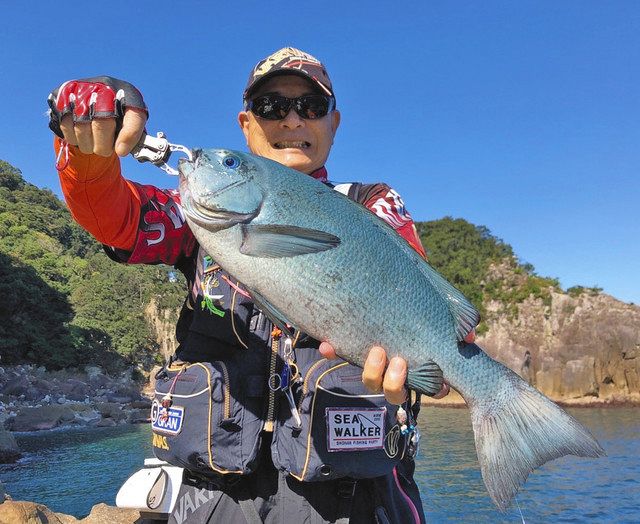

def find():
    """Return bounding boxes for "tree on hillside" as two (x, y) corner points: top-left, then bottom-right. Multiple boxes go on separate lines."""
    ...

(0, 160), (24, 191)
(417, 217), (513, 309)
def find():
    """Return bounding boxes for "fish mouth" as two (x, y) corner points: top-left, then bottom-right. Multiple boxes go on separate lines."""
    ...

(184, 196), (255, 225)
(273, 141), (311, 150)
(182, 187), (258, 229)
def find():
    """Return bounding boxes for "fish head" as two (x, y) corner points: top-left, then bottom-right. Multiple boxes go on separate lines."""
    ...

(179, 148), (263, 231)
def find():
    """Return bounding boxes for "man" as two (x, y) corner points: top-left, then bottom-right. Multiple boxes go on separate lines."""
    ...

(48, 47), (453, 523)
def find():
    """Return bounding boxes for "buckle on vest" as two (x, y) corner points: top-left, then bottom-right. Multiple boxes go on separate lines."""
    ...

(336, 478), (357, 499)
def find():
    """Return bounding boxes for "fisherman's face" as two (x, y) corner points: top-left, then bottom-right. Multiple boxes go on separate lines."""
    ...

(238, 75), (340, 174)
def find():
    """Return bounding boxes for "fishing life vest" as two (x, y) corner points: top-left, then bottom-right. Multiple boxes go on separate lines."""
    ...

(107, 177), (425, 483)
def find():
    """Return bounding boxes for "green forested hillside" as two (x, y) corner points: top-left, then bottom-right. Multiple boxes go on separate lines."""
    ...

(1, 158), (569, 369)
(0, 160), (183, 370)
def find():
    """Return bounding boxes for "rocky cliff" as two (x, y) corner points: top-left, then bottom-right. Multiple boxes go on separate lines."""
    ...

(431, 262), (640, 405)
(481, 289), (639, 402)
(144, 298), (181, 363)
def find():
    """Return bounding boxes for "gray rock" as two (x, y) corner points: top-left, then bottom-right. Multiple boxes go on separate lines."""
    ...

(130, 399), (152, 409)
(30, 377), (54, 391)
(66, 392), (89, 402)
(113, 384), (144, 401)
(71, 405), (100, 425)
(57, 379), (91, 401)
(0, 428), (20, 463)
(126, 408), (150, 424)
(0, 376), (30, 397)
(9, 405), (76, 432)
(20, 387), (44, 402)
(95, 403), (127, 422)
(0, 414), (11, 430)
(96, 418), (117, 427)
(106, 394), (134, 404)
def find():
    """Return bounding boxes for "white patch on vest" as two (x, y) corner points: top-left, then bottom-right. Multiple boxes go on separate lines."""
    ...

(151, 399), (184, 435)
(332, 183), (352, 196)
(326, 407), (386, 452)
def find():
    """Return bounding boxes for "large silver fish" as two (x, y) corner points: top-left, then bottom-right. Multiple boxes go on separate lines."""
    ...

(178, 148), (604, 510)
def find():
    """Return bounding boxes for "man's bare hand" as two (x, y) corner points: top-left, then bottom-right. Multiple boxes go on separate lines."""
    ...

(319, 342), (450, 404)
(60, 109), (146, 157)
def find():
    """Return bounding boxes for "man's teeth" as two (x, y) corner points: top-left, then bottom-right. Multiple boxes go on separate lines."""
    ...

(274, 141), (310, 149)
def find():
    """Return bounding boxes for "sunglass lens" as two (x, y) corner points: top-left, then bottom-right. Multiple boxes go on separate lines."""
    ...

(251, 95), (291, 120)
(296, 95), (332, 119)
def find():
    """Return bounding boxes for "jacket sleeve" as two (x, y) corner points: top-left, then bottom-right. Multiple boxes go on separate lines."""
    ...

(54, 137), (196, 265)
(360, 184), (427, 259)
(55, 137), (141, 250)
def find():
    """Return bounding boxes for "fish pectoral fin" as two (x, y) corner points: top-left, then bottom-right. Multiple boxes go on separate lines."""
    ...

(406, 360), (444, 396)
(250, 289), (296, 337)
(240, 224), (340, 258)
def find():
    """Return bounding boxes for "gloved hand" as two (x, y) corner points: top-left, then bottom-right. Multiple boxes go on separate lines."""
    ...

(47, 76), (148, 157)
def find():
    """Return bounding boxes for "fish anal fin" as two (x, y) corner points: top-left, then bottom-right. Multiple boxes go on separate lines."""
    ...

(406, 360), (444, 396)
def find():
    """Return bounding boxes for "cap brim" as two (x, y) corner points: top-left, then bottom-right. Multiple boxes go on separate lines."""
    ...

(244, 69), (333, 100)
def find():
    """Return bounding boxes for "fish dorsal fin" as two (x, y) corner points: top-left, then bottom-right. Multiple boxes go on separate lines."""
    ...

(240, 224), (340, 258)
(422, 263), (480, 341)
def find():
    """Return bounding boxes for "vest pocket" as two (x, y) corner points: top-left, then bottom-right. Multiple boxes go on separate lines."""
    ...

(151, 362), (262, 476)
(271, 358), (407, 482)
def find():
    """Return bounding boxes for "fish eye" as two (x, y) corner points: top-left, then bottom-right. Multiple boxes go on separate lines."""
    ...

(222, 155), (240, 169)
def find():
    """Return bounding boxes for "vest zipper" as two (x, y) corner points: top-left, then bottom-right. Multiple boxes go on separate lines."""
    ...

(263, 327), (281, 432)
(218, 361), (231, 420)
(298, 358), (327, 411)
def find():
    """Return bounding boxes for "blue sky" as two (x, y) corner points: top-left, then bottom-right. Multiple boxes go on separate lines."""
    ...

(1, 1), (638, 304)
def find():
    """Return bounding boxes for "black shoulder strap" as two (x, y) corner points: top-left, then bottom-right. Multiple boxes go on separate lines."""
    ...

(347, 182), (391, 206)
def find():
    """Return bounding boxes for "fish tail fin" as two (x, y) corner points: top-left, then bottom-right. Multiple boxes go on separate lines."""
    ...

(469, 375), (605, 511)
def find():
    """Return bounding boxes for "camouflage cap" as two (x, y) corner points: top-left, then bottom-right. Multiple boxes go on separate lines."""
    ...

(243, 47), (334, 101)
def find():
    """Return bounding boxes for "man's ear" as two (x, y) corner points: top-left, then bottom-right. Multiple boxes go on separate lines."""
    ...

(331, 110), (341, 138)
(238, 111), (250, 143)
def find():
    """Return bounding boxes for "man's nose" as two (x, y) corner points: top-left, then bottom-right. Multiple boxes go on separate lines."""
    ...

(279, 108), (304, 128)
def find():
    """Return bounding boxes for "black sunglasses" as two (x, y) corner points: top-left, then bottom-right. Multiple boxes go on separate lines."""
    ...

(246, 94), (335, 120)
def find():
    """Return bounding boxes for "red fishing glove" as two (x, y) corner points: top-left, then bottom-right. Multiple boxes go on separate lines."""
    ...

(47, 76), (148, 138)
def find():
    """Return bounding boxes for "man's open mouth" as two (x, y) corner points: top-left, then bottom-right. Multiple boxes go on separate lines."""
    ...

(274, 141), (311, 149)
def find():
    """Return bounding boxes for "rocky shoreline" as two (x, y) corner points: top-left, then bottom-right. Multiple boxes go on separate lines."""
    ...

(0, 364), (153, 463)
(0, 500), (148, 524)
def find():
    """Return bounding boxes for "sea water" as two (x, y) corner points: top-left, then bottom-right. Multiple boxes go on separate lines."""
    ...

(1, 408), (638, 523)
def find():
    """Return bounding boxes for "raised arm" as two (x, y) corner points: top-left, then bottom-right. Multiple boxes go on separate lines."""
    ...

(49, 77), (148, 250)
